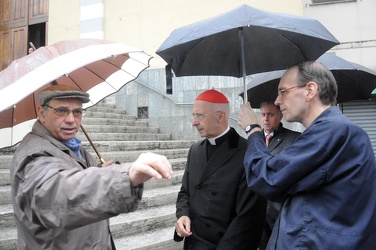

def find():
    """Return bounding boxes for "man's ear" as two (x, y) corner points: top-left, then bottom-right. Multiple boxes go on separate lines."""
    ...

(218, 111), (226, 123)
(37, 106), (45, 123)
(306, 81), (319, 101)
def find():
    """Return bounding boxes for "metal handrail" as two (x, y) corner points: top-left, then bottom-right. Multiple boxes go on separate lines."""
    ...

(135, 80), (193, 106)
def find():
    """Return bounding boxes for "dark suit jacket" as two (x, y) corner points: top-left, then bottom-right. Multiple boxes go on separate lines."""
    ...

(175, 128), (266, 250)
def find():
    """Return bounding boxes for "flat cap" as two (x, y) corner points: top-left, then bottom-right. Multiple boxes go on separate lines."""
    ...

(195, 88), (229, 103)
(37, 84), (90, 106)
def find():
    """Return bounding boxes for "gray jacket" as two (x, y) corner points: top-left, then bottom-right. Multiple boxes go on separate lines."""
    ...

(10, 121), (143, 249)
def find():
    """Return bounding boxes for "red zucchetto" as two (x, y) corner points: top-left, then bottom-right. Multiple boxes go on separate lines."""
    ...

(195, 89), (229, 103)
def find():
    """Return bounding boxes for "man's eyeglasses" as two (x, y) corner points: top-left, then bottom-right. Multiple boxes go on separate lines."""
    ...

(278, 83), (307, 99)
(44, 104), (86, 117)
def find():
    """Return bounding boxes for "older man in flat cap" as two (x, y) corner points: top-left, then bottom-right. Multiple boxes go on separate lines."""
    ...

(174, 89), (266, 250)
(10, 84), (173, 250)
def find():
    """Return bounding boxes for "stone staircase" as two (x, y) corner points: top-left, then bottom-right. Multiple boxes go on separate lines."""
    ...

(0, 103), (195, 250)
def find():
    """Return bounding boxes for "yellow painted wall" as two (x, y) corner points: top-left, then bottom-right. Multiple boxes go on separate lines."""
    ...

(48, 0), (302, 68)
(48, 0), (81, 42)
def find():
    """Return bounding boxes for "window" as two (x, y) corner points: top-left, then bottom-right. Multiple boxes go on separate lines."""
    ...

(28, 22), (46, 51)
(138, 107), (149, 119)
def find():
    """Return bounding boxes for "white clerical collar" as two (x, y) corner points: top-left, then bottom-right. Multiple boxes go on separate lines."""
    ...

(207, 126), (230, 145)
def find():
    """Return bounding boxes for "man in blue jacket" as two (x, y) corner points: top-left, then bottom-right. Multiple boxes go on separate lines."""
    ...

(238, 61), (376, 249)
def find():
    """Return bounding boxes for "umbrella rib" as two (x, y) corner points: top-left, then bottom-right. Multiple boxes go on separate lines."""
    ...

(104, 54), (147, 79)
(83, 61), (117, 91)
(64, 61), (115, 91)
(64, 74), (86, 91)
(276, 32), (307, 60)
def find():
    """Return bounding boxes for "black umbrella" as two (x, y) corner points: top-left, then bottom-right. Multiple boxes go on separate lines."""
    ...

(240, 54), (376, 108)
(156, 4), (339, 101)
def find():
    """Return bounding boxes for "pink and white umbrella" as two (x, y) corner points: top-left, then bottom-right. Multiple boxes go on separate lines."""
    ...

(0, 38), (152, 150)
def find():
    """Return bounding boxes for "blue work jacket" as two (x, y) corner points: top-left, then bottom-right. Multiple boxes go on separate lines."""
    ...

(244, 107), (376, 249)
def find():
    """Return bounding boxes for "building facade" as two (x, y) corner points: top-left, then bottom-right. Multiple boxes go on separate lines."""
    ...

(303, 0), (376, 153)
(1, 0), (375, 151)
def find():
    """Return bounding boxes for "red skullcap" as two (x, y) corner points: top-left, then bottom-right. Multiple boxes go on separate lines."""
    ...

(195, 89), (229, 103)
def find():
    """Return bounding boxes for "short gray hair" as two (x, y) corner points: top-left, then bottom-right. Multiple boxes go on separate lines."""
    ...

(296, 61), (338, 106)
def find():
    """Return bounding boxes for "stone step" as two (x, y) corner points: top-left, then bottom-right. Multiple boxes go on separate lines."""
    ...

(114, 226), (183, 250)
(138, 185), (181, 210)
(0, 228), (17, 250)
(144, 168), (184, 190)
(0, 186), (11, 206)
(86, 105), (127, 114)
(80, 140), (194, 152)
(79, 125), (160, 134)
(0, 204), (14, 228)
(110, 204), (176, 238)
(0, 149), (188, 170)
(0, 159), (186, 186)
(83, 111), (134, 119)
(0, 156), (12, 169)
(77, 132), (172, 141)
(82, 117), (148, 126)
(0, 135), (184, 157)
(0, 169), (184, 206)
(0, 170), (8, 186)
(0, 186), (183, 250)
(0, 130), (174, 156)
(0, 218), (182, 250)
(94, 149), (189, 163)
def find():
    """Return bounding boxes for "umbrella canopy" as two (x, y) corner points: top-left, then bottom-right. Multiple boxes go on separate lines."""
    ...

(240, 54), (376, 108)
(156, 4), (339, 101)
(0, 39), (152, 149)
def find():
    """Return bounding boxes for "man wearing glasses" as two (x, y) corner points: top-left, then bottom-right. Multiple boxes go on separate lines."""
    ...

(10, 84), (173, 249)
(238, 61), (376, 249)
(174, 89), (266, 250)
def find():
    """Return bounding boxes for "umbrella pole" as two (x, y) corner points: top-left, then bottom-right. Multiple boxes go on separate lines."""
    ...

(80, 124), (105, 164)
(239, 28), (248, 104)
